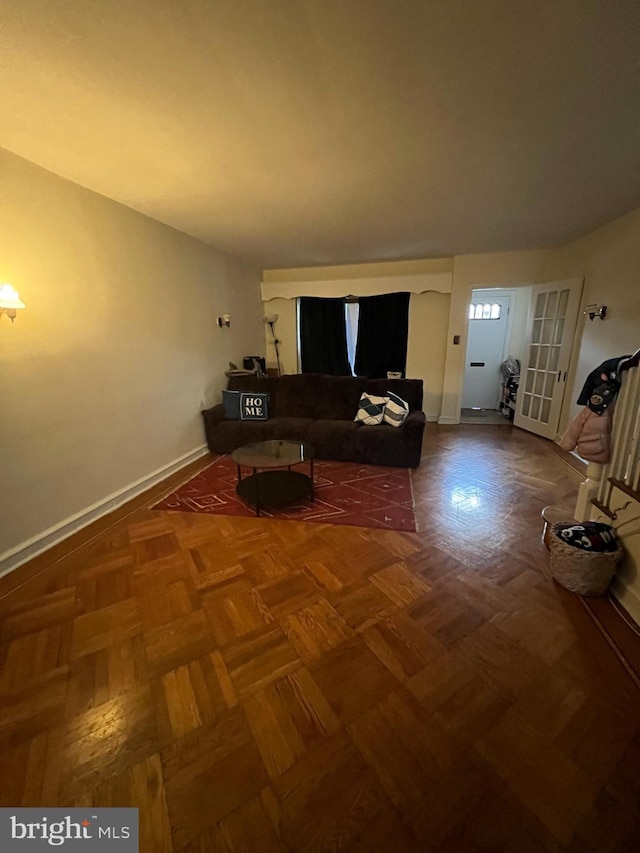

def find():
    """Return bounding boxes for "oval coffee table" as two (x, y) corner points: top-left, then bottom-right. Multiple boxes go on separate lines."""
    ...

(231, 439), (314, 517)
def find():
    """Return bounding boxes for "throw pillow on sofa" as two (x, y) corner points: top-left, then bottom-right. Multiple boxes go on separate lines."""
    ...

(222, 389), (241, 420)
(355, 393), (388, 425)
(383, 391), (409, 427)
(240, 392), (269, 420)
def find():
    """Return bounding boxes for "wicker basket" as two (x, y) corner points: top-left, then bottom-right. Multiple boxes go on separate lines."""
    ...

(541, 506), (577, 549)
(548, 523), (622, 596)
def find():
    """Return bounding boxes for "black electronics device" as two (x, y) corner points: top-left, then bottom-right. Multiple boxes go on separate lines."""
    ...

(243, 356), (266, 373)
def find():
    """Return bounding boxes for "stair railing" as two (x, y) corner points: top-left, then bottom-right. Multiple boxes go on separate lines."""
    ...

(575, 350), (640, 520)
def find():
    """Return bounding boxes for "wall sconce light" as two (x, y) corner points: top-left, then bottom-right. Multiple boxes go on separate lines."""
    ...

(217, 314), (231, 328)
(0, 283), (26, 322)
(585, 304), (607, 321)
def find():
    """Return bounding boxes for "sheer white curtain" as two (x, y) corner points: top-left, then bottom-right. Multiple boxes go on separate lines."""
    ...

(345, 302), (360, 375)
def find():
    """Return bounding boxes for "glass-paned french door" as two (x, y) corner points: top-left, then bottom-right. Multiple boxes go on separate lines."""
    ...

(514, 278), (583, 439)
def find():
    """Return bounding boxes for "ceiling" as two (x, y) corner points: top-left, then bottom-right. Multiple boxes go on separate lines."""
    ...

(1, 1), (639, 269)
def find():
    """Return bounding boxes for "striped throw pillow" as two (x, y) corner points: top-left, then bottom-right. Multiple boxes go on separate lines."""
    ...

(383, 391), (409, 427)
(355, 393), (388, 425)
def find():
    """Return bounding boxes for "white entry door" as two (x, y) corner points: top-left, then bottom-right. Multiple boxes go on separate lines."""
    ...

(462, 294), (511, 409)
(514, 278), (583, 439)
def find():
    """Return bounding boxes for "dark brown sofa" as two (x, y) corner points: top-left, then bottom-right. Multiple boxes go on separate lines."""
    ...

(201, 374), (425, 468)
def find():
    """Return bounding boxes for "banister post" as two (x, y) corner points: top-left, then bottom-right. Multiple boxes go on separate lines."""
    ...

(575, 462), (604, 521)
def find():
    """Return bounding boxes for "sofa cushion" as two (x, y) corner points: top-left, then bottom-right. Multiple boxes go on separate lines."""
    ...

(240, 392), (269, 420)
(272, 374), (325, 418)
(267, 417), (315, 443)
(306, 420), (361, 461)
(355, 424), (410, 467)
(364, 378), (423, 412)
(315, 375), (368, 419)
(274, 374), (367, 419)
(210, 418), (280, 454)
(222, 390), (241, 420)
(383, 391), (409, 427)
(355, 393), (388, 425)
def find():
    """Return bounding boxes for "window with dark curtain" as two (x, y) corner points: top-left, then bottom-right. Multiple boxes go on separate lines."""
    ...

(299, 297), (351, 375)
(354, 292), (410, 378)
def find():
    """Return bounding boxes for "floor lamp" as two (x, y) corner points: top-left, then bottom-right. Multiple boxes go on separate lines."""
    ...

(263, 314), (282, 375)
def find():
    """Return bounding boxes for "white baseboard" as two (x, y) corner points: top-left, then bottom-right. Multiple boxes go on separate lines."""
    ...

(438, 415), (460, 425)
(611, 578), (640, 628)
(0, 444), (209, 580)
(425, 413), (440, 423)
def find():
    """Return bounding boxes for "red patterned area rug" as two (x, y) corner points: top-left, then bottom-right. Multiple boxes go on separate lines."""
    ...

(153, 456), (417, 532)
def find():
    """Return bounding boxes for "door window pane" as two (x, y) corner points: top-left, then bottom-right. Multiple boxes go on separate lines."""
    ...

(529, 344), (537, 366)
(553, 318), (565, 345)
(537, 346), (550, 371)
(469, 302), (502, 320)
(531, 396), (542, 420)
(544, 373), (556, 397)
(558, 289), (569, 317)
(534, 372), (544, 396)
(525, 370), (535, 393)
(541, 398), (551, 423)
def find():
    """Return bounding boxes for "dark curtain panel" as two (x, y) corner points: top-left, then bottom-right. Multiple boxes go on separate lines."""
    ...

(354, 292), (410, 378)
(299, 297), (351, 375)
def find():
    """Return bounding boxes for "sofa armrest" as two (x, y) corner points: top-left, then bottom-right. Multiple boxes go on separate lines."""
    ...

(400, 410), (426, 439)
(201, 404), (227, 451)
(202, 403), (226, 427)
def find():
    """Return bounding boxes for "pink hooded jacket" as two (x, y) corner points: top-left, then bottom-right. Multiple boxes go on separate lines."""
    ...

(558, 407), (612, 463)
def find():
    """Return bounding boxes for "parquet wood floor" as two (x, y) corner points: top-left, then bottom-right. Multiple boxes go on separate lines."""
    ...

(2, 425), (640, 851)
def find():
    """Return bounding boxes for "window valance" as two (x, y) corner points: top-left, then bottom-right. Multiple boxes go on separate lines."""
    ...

(261, 273), (452, 302)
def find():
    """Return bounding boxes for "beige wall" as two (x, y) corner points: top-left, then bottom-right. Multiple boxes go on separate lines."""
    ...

(542, 206), (640, 430)
(405, 292), (450, 419)
(0, 149), (264, 570)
